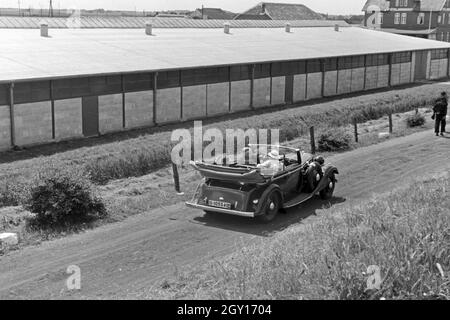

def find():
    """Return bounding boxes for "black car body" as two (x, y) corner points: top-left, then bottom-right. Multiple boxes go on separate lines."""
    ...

(186, 145), (339, 222)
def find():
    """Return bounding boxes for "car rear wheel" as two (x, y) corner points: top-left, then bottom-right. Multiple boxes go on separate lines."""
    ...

(257, 192), (281, 223)
(320, 175), (335, 200)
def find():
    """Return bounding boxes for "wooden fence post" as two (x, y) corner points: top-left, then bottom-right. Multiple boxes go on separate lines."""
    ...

(172, 162), (184, 195)
(310, 126), (316, 154)
(353, 118), (359, 143)
(388, 113), (393, 134)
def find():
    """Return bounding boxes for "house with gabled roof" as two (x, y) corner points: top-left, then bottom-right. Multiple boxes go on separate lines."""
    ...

(234, 2), (323, 20)
(190, 7), (237, 20)
(363, 0), (450, 41)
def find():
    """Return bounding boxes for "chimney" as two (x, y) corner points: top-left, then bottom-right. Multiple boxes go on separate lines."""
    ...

(285, 23), (291, 33)
(335, 24), (340, 32)
(145, 22), (152, 35)
(224, 22), (230, 34)
(40, 21), (48, 37)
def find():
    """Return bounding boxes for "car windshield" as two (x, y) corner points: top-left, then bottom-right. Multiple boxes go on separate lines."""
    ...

(248, 145), (299, 162)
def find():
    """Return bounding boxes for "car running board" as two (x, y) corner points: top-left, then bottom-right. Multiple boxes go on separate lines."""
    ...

(283, 193), (315, 209)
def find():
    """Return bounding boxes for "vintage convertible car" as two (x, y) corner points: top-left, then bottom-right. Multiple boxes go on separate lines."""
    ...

(186, 145), (339, 223)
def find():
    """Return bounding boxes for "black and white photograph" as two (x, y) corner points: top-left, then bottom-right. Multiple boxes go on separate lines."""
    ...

(0, 0), (449, 307)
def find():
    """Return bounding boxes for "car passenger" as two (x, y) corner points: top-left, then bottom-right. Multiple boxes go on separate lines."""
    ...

(257, 150), (284, 175)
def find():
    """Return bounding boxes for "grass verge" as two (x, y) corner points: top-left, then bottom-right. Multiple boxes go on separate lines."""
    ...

(147, 175), (450, 300)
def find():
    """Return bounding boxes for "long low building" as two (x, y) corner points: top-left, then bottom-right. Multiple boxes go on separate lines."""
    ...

(1, 22), (450, 150)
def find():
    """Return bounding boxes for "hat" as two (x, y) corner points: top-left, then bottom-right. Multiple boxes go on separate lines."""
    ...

(268, 150), (281, 159)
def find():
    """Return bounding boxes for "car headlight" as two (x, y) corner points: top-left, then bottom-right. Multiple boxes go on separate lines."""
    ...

(253, 199), (259, 205)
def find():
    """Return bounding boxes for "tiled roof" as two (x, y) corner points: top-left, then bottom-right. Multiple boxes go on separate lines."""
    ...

(234, 13), (272, 20)
(1, 26), (449, 83)
(362, 0), (391, 11)
(191, 8), (236, 20)
(237, 2), (324, 20)
(0, 16), (349, 29)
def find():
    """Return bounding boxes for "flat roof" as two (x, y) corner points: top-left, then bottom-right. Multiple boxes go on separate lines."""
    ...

(1, 26), (449, 83)
(0, 17), (349, 29)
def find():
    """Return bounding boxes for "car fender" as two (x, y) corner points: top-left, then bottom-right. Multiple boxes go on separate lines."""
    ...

(315, 166), (339, 193)
(323, 166), (339, 180)
(255, 184), (283, 215)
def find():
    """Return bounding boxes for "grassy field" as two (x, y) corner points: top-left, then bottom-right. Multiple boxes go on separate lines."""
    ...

(146, 174), (450, 300)
(0, 83), (445, 196)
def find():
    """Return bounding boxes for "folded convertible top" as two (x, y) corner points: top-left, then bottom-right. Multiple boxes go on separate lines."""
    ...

(190, 162), (268, 184)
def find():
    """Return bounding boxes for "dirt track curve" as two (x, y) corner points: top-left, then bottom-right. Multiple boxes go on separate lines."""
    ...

(0, 130), (449, 299)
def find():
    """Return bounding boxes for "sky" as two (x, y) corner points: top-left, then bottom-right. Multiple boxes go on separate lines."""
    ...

(1, 0), (366, 15)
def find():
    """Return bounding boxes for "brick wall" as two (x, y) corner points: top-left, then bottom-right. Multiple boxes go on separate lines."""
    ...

(271, 77), (285, 105)
(430, 59), (449, 79)
(99, 94), (123, 134)
(377, 65), (390, 88)
(253, 78), (271, 108)
(14, 101), (53, 146)
(182, 85), (207, 120)
(323, 71), (338, 96)
(293, 74), (307, 101)
(156, 87), (181, 124)
(0, 105), (11, 150)
(54, 98), (82, 140)
(124, 90), (153, 129)
(207, 82), (230, 116)
(337, 69), (352, 94)
(306, 73), (323, 99)
(399, 62), (412, 84)
(230, 80), (251, 112)
(351, 68), (365, 92)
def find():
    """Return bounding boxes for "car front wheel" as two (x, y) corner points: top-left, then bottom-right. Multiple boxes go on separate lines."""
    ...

(257, 192), (281, 223)
(320, 175), (336, 200)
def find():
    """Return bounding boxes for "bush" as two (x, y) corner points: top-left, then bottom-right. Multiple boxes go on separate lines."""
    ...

(406, 113), (426, 128)
(318, 128), (353, 152)
(0, 180), (30, 207)
(26, 167), (106, 228)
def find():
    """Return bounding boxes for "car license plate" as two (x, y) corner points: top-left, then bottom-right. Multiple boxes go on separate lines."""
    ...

(208, 200), (231, 209)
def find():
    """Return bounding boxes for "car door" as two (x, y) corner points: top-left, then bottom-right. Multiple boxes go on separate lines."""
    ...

(274, 164), (301, 196)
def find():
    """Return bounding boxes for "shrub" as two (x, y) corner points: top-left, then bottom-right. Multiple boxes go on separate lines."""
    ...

(318, 128), (353, 152)
(406, 113), (426, 128)
(26, 167), (106, 228)
(0, 180), (30, 207)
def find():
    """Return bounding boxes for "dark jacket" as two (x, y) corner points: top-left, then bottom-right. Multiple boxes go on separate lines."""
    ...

(433, 98), (448, 116)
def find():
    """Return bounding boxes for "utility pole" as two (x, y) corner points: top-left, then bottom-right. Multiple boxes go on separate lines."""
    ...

(428, 10), (433, 33)
(49, 0), (54, 17)
(18, 0), (21, 16)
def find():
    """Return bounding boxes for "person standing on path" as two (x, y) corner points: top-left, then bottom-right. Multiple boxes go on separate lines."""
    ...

(432, 92), (448, 137)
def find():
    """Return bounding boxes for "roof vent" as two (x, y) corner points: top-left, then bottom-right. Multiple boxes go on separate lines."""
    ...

(145, 22), (153, 35)
(40, 21), (48, 37)
(335, 24), (340, 32)
(224, 22), (230, 34)
(285, 23), (291, 33)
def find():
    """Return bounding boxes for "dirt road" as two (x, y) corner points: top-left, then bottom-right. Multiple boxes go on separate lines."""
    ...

(0, 130), (449, 299)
